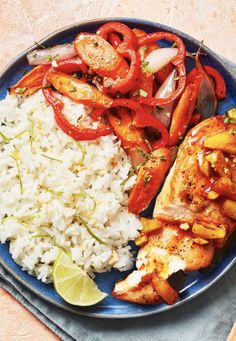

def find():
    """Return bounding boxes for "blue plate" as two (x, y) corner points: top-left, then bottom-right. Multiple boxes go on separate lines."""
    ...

(0, 18), (236, 318)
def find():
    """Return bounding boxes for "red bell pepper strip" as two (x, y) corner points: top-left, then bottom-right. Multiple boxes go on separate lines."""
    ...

(111, 99), (169, 148)
(10, 65), (50, 96)
(187, 65), (226, 100)
(74, 33), (128, 80)
(102, 48), (141, 95)
(128, 147), (171, 214)
(130, 72), (154, 116)
(46, 70), (113, 108)
(133, 28), (174, 84)
(168, 83), (198, 147)
(42, 82), (112, 141)
(108, 32), (122, 48)
(51, 56), (104, 126)
(97, 22), (141, 94)
(97, 22), (138, 53)
(137, 32), (186, 106)
(10, 57), (88, 97)
(53, 56), (88, 74)
(130, 34), (157, 115)
(133, 28), (147, 38)
(108, 107), (151, 168)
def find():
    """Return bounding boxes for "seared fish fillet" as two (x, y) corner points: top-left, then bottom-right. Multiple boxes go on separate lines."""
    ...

(113, 116), (236, 304)
(154, 116), (235, 247)
(113, 224), (214, 304)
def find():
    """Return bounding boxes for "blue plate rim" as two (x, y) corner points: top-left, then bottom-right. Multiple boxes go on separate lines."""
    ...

(0, 16), (235, 319)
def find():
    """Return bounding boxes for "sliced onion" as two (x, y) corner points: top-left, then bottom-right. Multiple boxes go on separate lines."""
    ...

(144, 48), (178, 74)
(27, 44), (77, 65)
(186, 51), (195, 59)
(197, 77), (217, 119)
(153, 69), (177, 128)
(195, 51), (217, 119)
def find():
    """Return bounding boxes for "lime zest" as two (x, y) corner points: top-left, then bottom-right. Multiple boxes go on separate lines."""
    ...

(77, 142), (86, 165)
(9, 153), (23, 194)
(72, 192), (96, 211)
(32, 233), (68, 254)
(45, 188), (64, 197)
(0, 129), (28, 142)
(121, 169), (135, 186)
(29, 119), (36, 154)
(40, 154), (62, 163)
(77, 215), (106, 245)
(1, 214), (38, 224)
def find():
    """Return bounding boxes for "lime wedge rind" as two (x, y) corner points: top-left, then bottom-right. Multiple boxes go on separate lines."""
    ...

(52, 251), (107, 306)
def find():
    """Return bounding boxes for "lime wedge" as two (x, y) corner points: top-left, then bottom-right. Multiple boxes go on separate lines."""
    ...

(52, 251), (107, 306)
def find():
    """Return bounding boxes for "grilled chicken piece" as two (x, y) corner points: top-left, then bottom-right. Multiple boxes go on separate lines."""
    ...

(113, 116), (236, 305)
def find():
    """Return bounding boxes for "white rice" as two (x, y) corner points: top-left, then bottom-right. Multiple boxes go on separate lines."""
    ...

(0, 90), (141, 283)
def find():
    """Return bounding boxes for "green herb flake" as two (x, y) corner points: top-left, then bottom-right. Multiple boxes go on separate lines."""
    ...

(139, 89), (148, 98)
(137, 148), (149, 160)
(142, 61), (151, 73)
(77, 216), (106, 245)
(93, 42), (99, 47)
(161, 66), (167, 72)
(15, 87), (27, 94)
(224, 116), (230, 124)
(40, 154), (62, 163)
(142, 61), (149, 68)
(45, 55), (53, 62)
(160, 155), (166, 161)
(143, 174), (152, 187)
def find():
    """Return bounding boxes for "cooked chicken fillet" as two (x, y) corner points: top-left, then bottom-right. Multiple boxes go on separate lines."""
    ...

(113, 116), (236, 305)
